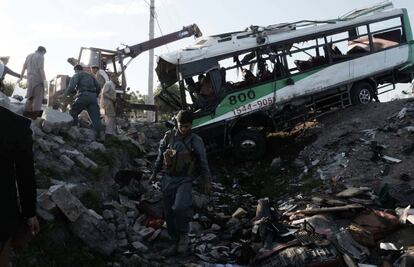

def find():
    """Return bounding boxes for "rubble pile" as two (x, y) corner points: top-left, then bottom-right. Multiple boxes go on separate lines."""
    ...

(14, 99), (414, 266)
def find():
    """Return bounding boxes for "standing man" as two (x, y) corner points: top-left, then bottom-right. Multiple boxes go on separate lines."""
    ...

(149, 110), (211, 255)
(64, 64), (103, 139)
(20, 46), (47, 114)
(90, 65), (109, 90)
(0, 56), (22, 93)
(0, 106), (40, 267)
(100, 74), (118, 136)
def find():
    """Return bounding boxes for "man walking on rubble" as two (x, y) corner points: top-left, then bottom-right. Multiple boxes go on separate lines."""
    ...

(0, 106), (40, 267)
(64, 64), (104, 140)
(100, 73), (118, 136)
(149, 110), (211, 255)
(19, 46), (47, 116)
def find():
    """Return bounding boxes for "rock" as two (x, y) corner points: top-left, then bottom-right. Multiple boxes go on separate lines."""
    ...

(131, 240), (148, 253)
(59, 155), (75, 168)
(193, 192), (209, 210)
(117, 239), (128, 248)
(79, 128), (96, 141)
(138, 227), (155, 238)
(189, 221), (203, 235)
(37, 191), (57, 212)
(201, 233), (218, 242)
(270, 157), (282, 170)
(88, 141), (106, 152)
(50, 185), (86, 222)
(37, 207), (55, 221)
(41, 107), (73, 133)
(148, 228), (162, 242)
(88, 209), (103, 220)
(211, 224), (221, 231)
(103, 210), (115, 220)
(67, 126), (83, 140)
(35, 138), (51, 152)
(117, 231), (127, 239)
(70, 212), (116, 256)
(51, 135), (65, 144)
(232, 207), (248, 219)
(75, 155), (97, 169)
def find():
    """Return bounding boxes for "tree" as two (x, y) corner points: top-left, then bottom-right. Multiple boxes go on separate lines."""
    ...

(154, 83), (181, 116)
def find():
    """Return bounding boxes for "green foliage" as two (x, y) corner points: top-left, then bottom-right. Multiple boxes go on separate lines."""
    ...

(154, 83), (180, 119)
(1, 81), (15, 96)
(128, 91), (145, 104)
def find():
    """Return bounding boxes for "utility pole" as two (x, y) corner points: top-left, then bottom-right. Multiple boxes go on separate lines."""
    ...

(147, 0), (155, 122)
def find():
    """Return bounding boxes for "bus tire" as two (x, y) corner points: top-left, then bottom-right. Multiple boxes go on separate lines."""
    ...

(351, 82), (374, 105)
(233, 129), (266, 161)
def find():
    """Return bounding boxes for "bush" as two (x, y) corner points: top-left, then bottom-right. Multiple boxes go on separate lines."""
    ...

(1, 81), (15, 96)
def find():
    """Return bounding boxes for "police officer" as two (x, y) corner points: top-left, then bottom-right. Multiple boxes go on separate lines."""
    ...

(64, 64), (103, 138)
(150, 110), (211, 255)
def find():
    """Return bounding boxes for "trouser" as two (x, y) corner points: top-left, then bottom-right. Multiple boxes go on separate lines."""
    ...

(25, 83), (44, 112)
(162, 181), (193, 240)
(0, 239), (10, 267)
(70, 92), (101, 133)
(104, 115), (116, 135)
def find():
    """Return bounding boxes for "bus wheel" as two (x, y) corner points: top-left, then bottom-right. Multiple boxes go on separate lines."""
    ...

(351, 82), (374, 105)
(233, 129), (266, 161)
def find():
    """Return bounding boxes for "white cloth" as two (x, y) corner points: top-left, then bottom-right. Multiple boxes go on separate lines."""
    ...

(100, 80), (117, 116)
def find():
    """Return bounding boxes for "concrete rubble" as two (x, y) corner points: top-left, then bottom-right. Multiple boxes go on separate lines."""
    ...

(12, 99), (414, 266)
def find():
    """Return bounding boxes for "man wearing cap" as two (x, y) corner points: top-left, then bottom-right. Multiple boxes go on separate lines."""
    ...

(90, 65), (109, 90)
(19, 46), (47, 114)
(0, 56), (22, 93)
(149, 110), (212, 255)
(64, 64), (103, 138)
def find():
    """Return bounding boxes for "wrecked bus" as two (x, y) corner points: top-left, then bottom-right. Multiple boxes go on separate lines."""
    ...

(155, 1), (414, 160)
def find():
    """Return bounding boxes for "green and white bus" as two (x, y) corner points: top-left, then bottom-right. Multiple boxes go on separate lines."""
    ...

(155, 1), (414, 159)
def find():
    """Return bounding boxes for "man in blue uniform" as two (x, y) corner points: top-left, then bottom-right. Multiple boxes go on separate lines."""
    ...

(64, 64), (102, 138)
(150, 110), (211, 255)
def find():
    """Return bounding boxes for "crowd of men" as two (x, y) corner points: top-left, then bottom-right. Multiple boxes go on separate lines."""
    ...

(0, 46), (118, 140)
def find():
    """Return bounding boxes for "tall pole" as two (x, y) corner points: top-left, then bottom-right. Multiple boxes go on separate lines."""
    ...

(147, 0), (155, 122)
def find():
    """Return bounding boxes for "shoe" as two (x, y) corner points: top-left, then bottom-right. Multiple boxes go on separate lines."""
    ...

(161, 243), (177, 256)
(177, 233), (189, 254)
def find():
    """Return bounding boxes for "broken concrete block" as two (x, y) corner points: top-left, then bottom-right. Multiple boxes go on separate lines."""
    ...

(41, 107), (73, 133)
(66, 126), (83, 140)
(50, 185), (86, 222)
(70, 212), (116, 256)
(59, 155), (75, 168)
(103, 210), (115, 220)
(37, 191), (57, 212)
(88, 209), (103, 220)
(88, 141), (106, 152)
(131, 241), (148, 253)
(138, 227), (155, 238)
(79, 128), (96, 141)
(232, 207), (247, 219)
(336, 187), (369, 198)
(35, 138), (51, 152)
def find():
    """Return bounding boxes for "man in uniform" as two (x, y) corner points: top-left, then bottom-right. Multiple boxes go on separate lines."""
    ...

(20, 46), (47, 115)
(0, 106), (39, 266)
(100, 73), (118, 136)
(150, 110), (211, 255)
(64, 64), (102, 138)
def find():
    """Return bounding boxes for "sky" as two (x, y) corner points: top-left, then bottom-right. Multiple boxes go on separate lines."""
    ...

(1, 0), (413, 100)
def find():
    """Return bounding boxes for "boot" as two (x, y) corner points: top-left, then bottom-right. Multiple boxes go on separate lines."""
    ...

(177, 233), (189, 254)
(161, 243), (177, 257)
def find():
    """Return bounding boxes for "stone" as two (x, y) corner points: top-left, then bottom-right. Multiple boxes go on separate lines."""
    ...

(148, 228), (162, 242)
(70, 212), (116, 256)
(51, 135), (65, 144)
(59, 155), (75, 168)
(37, 191), (57, 212)
(131, 240), (148, 253)
(193, 192), (209, 210)
(50, 185), (86, 222)
(88, 209), (103, 220)
(270, 157), (282, 170)
(189, 221), (203, 235)
(211, 224), (221, 231)
(41, 107), (73, 133)
(88, 141), (106, 152)
(117, 231), (127, 239)
(138, 227), (155, 238)
(232, 207), (248, 219)
(67, 126), (83, 140)
(201, 233), (218, 242)
(80, 128), (96, 141)
(35, 138), (51, 152)
(108, 223), (116, 232)
(37, 207), (55, 221)
(126, 211), (137, 218)
(117, 239), (128, 248)
(103, 210), (115, 220)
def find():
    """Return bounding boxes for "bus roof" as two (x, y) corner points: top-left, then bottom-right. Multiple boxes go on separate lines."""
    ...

(158, 8), (403, 67)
